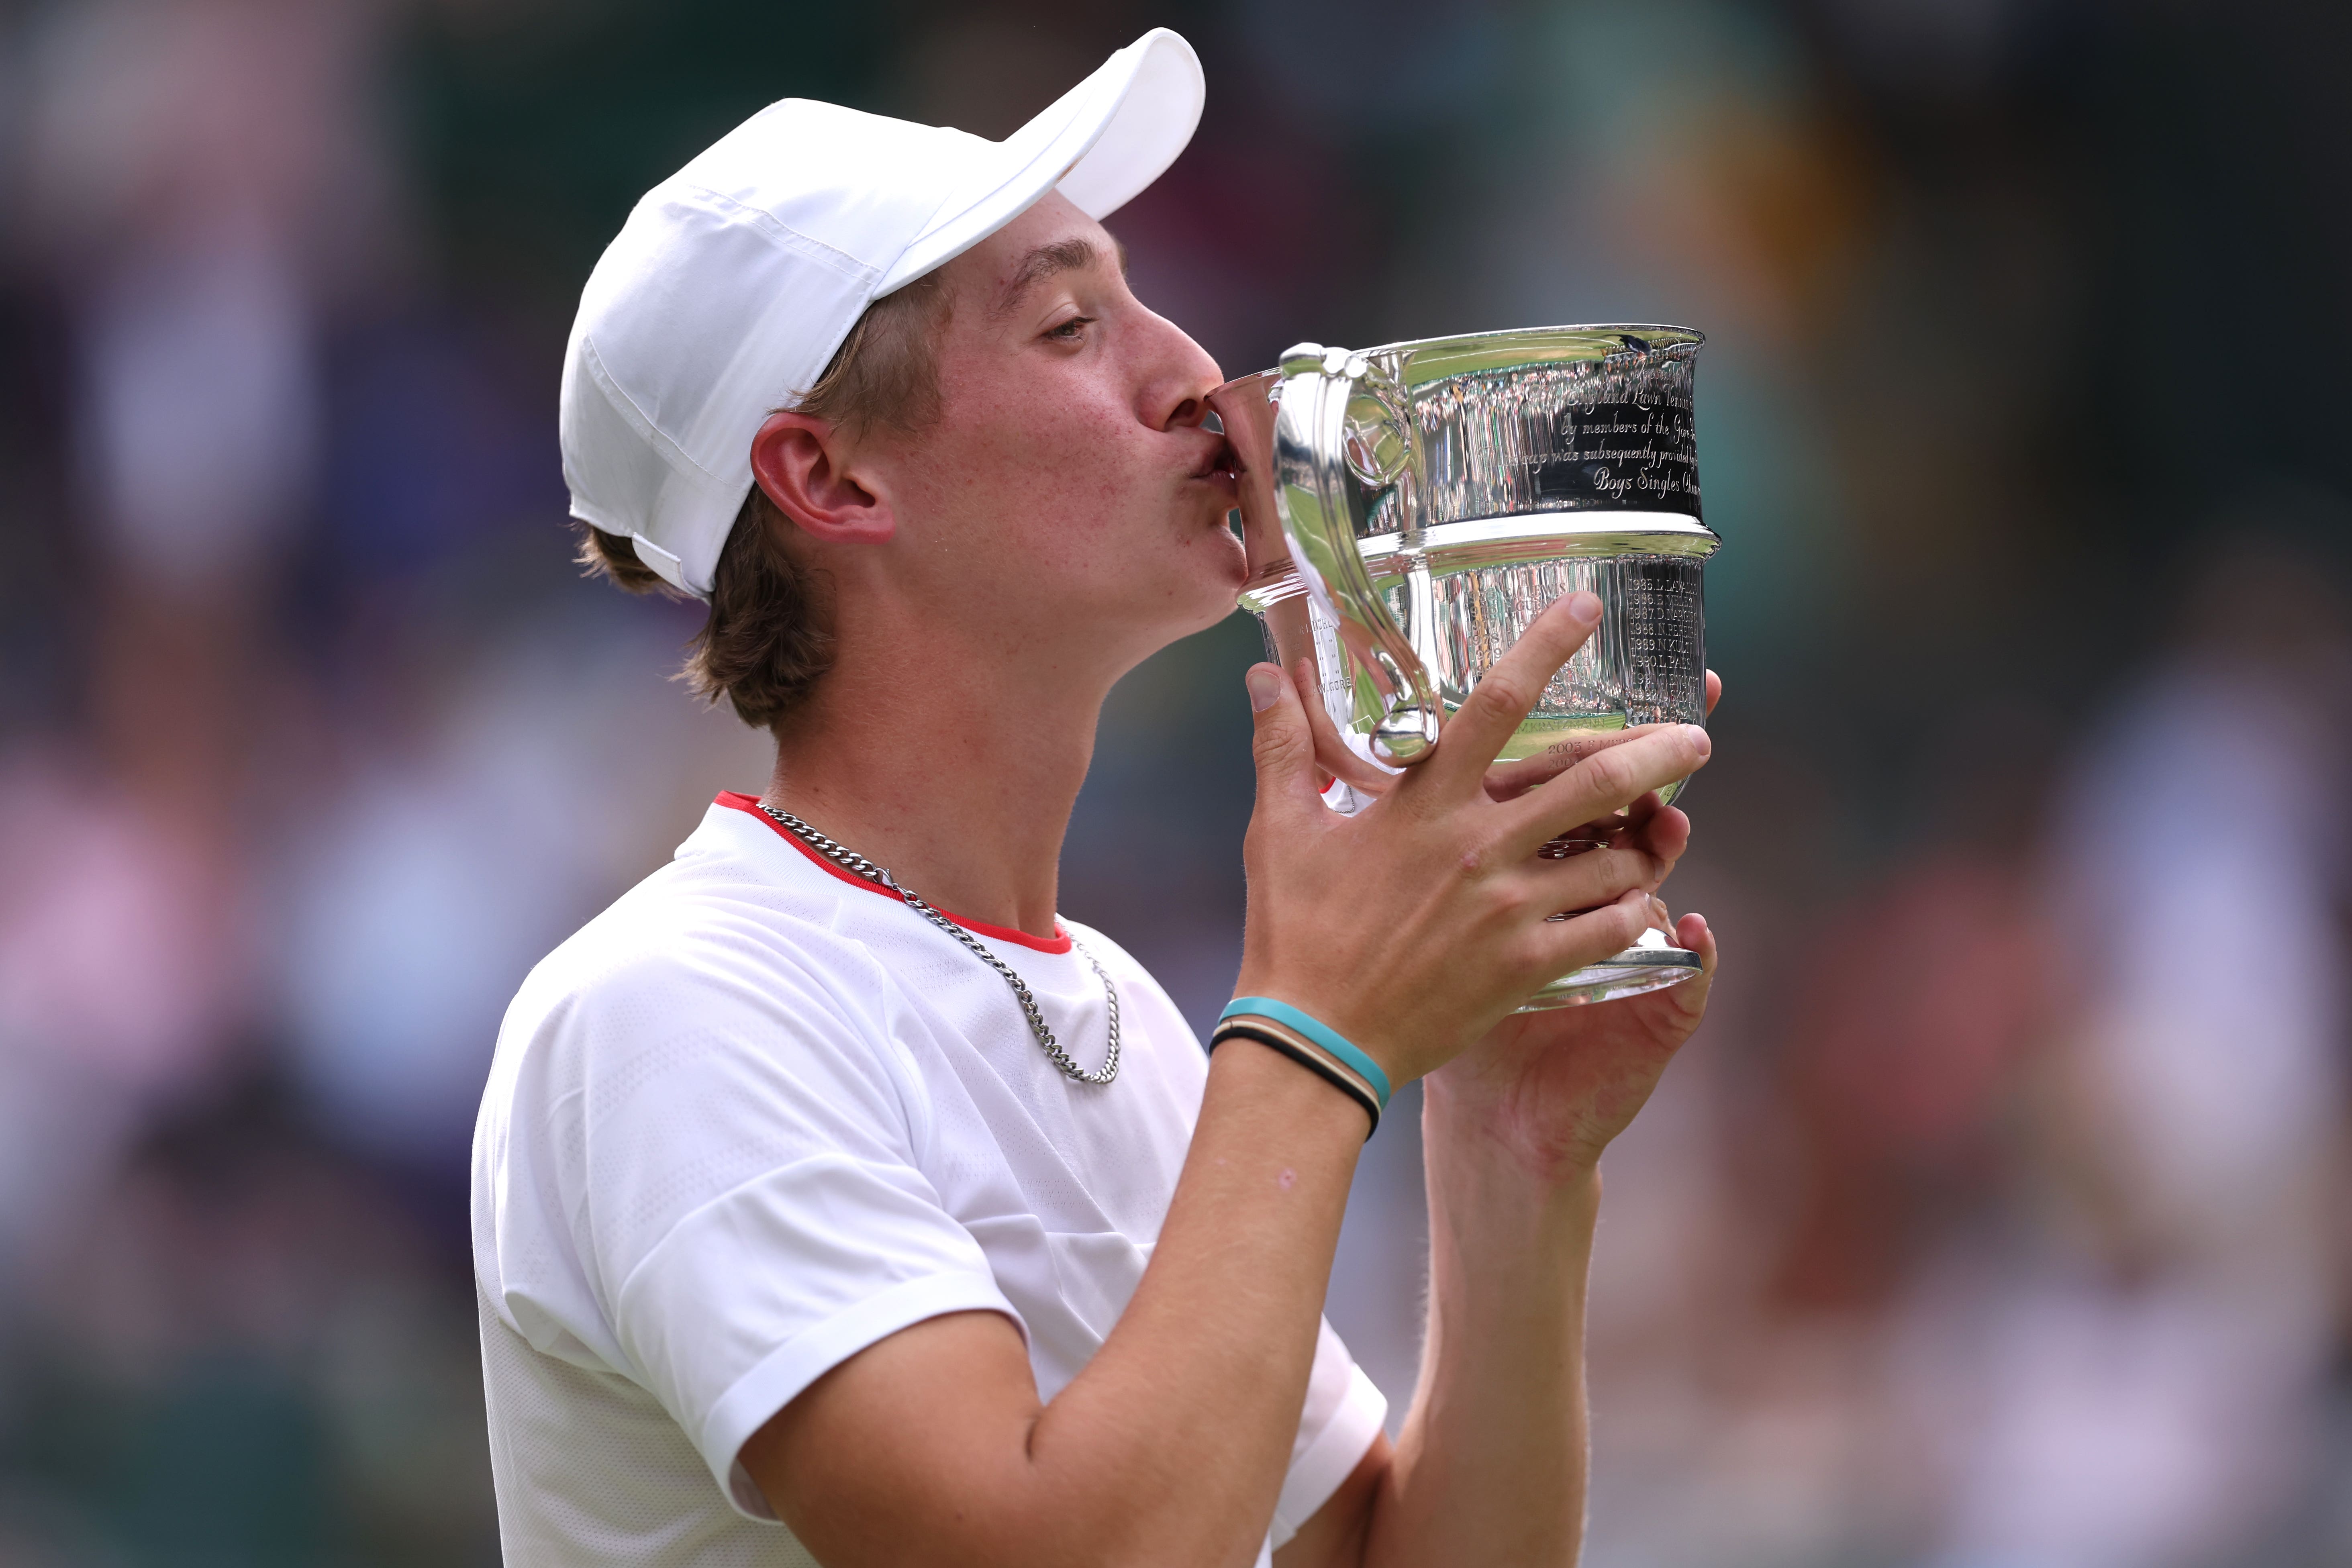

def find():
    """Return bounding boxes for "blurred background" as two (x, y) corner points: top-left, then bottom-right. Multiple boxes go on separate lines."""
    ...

(0, 0), (2348, 1563)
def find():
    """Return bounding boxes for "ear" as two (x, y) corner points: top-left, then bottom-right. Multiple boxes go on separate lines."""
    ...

(749, 410), (896, 545)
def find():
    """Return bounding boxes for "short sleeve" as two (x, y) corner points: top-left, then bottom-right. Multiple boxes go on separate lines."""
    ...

(565, 941), (1021, 1520)
(1270, 1318), (1389, 1547)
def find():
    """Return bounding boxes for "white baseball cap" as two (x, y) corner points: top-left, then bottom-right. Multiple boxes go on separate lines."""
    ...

(559, 28), (1206, 597)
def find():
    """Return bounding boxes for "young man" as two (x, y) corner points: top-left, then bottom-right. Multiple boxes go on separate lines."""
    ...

(474, 29), (1719, 1568)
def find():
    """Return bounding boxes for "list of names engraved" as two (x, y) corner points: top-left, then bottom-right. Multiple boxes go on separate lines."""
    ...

(1617, 557), (1706, 724)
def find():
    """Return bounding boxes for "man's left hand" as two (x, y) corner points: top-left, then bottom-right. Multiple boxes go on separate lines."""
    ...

(1423, 793), (1718, 1183)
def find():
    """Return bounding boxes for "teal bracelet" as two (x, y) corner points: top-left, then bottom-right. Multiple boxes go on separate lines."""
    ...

(1219, 997), (1392, 1111)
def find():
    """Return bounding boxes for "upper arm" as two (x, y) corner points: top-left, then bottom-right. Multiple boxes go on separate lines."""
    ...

(1274, 1434), (1390, 1568)
(739, 1308), (1048, 1568)
(565, 949), (1021, 1519)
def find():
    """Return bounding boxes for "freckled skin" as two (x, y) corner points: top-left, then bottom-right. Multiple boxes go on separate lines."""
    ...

(853, 194), (1245, 682)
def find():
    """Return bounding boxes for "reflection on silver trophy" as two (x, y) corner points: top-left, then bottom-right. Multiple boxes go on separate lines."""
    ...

(1209, 326), (1721, 1011)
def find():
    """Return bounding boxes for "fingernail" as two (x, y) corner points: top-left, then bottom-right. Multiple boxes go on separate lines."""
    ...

(1245, 667), (1283, 713)
(1566, 591), (1602, 623)
(1684, 725), (1712, 757)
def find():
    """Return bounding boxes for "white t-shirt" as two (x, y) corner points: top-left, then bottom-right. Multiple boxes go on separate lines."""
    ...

(472, 793), (1386, 1567)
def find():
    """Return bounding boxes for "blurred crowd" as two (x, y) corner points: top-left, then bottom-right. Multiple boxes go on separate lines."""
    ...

(1, 1), (2348, 1564)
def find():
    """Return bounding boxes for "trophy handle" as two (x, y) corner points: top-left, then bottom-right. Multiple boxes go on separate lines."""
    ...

(1271, 343), (1441, 766)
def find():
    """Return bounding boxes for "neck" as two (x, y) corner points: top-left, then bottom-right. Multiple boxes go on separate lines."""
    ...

(763, 625), (1123, 941)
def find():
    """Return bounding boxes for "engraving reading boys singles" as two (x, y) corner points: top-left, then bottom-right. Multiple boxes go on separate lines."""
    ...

(1529, 400), (1702, 517)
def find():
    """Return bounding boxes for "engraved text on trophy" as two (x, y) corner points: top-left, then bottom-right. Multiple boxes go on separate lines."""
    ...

(1526, 401), (1701, 518)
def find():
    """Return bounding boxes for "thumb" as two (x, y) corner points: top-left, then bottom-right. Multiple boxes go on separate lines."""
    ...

(1245, 662), (1322, 818)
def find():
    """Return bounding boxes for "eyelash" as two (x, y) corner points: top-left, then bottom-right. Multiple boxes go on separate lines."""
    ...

(1046, 316), (1094, 342)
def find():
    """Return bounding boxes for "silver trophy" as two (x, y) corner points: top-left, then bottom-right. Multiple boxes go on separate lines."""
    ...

(1208, 326), (1720, 1011)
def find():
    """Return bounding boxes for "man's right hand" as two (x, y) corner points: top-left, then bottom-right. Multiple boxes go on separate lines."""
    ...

(1230, 590), (1713, 1089)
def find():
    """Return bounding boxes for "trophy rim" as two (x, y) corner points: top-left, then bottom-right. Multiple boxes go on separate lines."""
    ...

(1368, 323), (1704, 391)
(1362, 321), (1705, 358)
(1216, 323), (1708, 393)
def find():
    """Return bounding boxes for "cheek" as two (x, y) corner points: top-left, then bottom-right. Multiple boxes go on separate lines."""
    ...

(939, 406), (1150, 547)
(1015, 402), (1140, 514)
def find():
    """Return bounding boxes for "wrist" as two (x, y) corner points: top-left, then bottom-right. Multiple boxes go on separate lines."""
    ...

(1216, 997), (1390, 1136)
(1423, 1139), (1600, 1337)
(1424, 1070), (1609, 1195)
(1200, 1030), (1376, 1150)
(1225, 966), (1407, 1087)
(1431, 1136), (1603, 1264)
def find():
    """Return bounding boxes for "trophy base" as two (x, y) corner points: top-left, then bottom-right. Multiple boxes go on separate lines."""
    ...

(1518, 926), (1703, 1011)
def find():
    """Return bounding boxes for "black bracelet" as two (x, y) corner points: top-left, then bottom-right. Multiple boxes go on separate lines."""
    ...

(1209, 1021), (1382, 1137)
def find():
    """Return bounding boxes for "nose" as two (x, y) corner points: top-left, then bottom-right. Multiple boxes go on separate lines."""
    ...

(1135, 306), (1225, 432)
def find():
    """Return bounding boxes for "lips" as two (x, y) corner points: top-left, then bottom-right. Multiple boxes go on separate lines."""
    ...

(1194, 437), (1240, 490)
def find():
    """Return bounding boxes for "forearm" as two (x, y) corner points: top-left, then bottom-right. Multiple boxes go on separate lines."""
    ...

(1024, 1039), (1366, 1564)
(1366, 1085), (1600, 1568)
(753, 1040), (1367, 1568)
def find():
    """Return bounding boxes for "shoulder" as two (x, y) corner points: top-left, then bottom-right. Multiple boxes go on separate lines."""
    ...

(483, 808), (936, 1166)
(525, 863), (871, 1026)
(534, 798), (885, 1020)
(474, 823), (936, 1301)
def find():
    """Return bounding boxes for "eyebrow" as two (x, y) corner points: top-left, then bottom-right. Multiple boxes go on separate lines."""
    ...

(990, 235), (1130, 319)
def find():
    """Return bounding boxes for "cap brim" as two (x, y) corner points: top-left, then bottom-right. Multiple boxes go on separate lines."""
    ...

(876, 28), (1204, 294)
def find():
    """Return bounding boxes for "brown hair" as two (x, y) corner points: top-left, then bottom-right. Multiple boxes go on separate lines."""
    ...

(576, 272), (949, 728)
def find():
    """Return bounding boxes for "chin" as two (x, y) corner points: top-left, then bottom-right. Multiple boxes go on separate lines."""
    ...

(1173, 566), (1249, 639)
(1182, 531), (1250, 616)
(1109, 556), (1244, 654)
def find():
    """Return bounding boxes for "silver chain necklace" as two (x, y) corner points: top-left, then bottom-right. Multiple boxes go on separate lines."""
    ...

(755, 800), (1119, 1086)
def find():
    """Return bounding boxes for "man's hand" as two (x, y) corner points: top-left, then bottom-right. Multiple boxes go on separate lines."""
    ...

(1234, 592), (1714, 1089)
(1429, 903), (1719, 1182)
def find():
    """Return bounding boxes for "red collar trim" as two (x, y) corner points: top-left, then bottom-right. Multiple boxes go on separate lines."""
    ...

(716, 793), (1074, 955)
